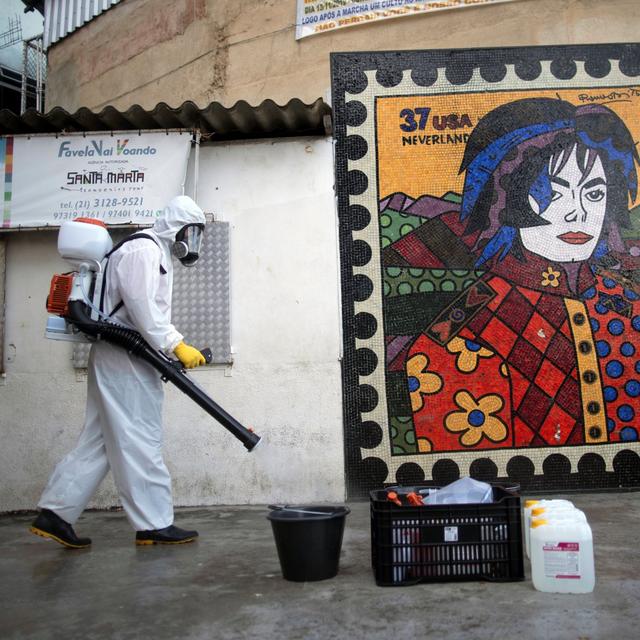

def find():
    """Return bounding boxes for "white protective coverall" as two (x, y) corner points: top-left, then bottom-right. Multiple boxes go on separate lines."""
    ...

(39, 196), (206, 531)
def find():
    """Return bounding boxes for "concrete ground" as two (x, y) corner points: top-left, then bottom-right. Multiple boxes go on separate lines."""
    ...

(1, 492), (638, 640)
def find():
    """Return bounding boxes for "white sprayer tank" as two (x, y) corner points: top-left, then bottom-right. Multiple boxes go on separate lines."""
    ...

(57, 218), (113, 267)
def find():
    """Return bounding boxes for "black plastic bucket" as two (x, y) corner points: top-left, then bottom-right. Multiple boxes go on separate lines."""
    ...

(267, 505), (350, 582)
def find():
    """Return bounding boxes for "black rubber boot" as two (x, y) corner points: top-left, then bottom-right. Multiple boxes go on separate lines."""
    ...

(135, 524), (199, 545)
(30, 509), (92, 549)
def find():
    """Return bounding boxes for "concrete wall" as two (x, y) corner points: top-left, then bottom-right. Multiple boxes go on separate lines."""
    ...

(44, 0), (640, 112)
(0, 135), (343, 511)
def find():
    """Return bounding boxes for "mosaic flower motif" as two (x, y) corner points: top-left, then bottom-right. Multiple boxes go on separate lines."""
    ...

(446, 336), (494, 372)
(406, 353), (443, 413)
(445, 391), (508, 447)
(541, 266), (561, 288)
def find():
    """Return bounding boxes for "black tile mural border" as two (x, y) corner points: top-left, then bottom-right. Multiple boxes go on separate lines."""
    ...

(331, 44), (640, 498)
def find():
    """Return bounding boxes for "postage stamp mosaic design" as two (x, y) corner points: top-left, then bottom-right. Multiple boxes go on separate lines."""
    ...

(331, 45), (640, 495)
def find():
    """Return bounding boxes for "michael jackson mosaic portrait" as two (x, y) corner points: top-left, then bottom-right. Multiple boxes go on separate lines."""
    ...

(332, 45), (640, 494)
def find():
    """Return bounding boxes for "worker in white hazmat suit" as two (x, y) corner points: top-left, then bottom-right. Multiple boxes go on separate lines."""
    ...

(31, 195), (207, 548)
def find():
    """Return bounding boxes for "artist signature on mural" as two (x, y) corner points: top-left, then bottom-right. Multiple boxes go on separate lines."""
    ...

(577, 87), (640, 104)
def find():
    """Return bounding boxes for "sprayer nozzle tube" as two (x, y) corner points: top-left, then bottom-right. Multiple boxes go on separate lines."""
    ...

(246, 435), (262, 452)
(65, 301), (262, 452)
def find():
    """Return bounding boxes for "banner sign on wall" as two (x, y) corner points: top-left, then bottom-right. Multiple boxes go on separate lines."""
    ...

(296, 0), (518, 39)
(1, 131), (191, 229)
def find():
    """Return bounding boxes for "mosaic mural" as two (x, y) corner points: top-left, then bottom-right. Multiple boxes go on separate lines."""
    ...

(331, 44), (640, 496)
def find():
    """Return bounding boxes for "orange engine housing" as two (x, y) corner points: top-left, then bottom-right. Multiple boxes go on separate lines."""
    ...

(47, 274), (75, 315)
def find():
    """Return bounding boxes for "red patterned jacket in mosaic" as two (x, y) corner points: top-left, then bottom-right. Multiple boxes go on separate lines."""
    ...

(405, 219), (640, 454)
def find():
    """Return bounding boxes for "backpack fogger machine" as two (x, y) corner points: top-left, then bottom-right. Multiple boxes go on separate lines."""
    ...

(45, 217), (262, 452)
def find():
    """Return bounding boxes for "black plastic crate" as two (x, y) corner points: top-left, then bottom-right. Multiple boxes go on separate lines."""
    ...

(370, 484), (524, 586)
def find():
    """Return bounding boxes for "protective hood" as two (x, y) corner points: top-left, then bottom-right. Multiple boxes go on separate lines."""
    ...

(153, 195), (205, 243)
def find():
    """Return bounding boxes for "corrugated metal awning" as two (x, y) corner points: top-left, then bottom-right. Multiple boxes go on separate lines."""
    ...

(0, 98), (333, 140)
(24, 0), (123, 49)
(22, 1), (122, 49)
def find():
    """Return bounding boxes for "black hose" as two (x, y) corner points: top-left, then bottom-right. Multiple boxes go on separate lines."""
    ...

(66, 300), (262, 452)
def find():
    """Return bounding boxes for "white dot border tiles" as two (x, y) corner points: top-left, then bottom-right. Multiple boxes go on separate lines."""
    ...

(331, 45), (640, 495)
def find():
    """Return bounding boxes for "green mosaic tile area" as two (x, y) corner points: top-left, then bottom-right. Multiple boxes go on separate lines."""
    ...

(390, 416), (417, 455)
(383, 268), (485, 297)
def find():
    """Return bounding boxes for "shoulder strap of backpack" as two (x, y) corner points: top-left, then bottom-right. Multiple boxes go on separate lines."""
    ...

(100, 233), (167, 317)
(105, 232), (161, 259)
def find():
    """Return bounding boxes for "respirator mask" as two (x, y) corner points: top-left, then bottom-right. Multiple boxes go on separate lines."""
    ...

(172, 223), (205, 266)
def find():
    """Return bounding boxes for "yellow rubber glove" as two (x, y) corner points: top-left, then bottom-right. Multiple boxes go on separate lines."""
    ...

(174, 341), (206, 369)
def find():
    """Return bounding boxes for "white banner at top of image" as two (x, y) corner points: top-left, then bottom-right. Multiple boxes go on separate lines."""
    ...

(296, 0), (518, 39)
(1, 131), (191, 229)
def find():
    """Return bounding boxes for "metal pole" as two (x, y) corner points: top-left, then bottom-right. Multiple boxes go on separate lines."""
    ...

(20, 40), (27, 113)
(193, 130), (201, 202)
(36, 38), (43, 112)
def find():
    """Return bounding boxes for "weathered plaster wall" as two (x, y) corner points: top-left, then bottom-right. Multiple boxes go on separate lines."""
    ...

(45, 0), (640, 112)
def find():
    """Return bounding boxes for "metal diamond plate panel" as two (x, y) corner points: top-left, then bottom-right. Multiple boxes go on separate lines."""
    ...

(73, 222), (231, 367)
(171, 221), (231, 364)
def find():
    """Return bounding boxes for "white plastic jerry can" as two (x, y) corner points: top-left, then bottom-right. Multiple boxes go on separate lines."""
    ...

(526, 504), (582, 558)
(523, 499), (574, 558)
(530, 518), (595, 593)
